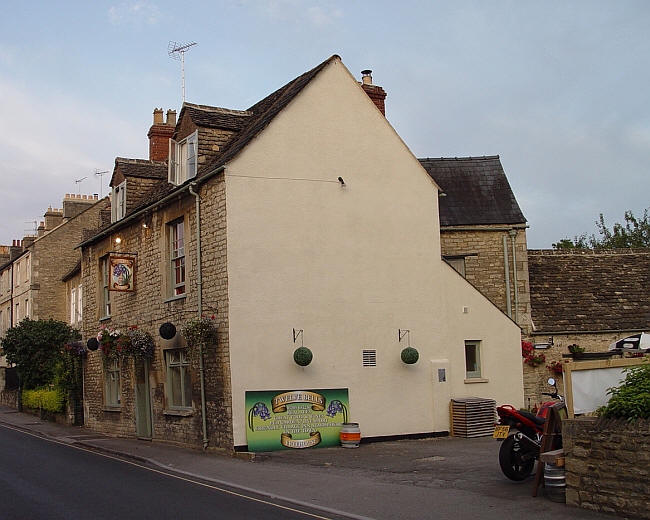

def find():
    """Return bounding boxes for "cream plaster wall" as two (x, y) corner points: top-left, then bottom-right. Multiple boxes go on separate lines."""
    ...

(224, 58), (523, 446)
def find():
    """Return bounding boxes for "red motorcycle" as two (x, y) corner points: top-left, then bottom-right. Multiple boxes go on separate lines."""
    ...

(493, 378), (564, 481)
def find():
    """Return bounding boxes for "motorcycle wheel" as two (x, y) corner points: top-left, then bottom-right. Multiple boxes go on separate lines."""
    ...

(498, 435), (535, 481)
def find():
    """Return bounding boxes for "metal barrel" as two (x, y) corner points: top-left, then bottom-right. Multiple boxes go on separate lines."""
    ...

(339, 422), (361, 448)
(544, 463), (566, 503)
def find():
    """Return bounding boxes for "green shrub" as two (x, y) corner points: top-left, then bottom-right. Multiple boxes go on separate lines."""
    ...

(598, 363), (650, 420)
(293, 347), (313, 366)
(22, 387), (66, 413)
(400, 347), (419, 364)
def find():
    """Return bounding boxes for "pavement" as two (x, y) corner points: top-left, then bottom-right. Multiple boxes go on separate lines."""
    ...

(0, 405), (618, 520)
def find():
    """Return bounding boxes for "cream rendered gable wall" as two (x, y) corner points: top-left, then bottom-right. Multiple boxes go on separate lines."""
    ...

(224, 58), (523, 447)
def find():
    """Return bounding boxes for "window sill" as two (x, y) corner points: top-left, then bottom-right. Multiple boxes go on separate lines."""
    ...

(103, 406), (121, 412)
(464, 378), (489, 384)
(164, 294), (186, 304)
(99, 316), (112, 322)
(164, 409), (194, 417)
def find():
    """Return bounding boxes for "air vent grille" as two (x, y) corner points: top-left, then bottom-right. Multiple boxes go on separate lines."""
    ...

(362, 349), (377, 367)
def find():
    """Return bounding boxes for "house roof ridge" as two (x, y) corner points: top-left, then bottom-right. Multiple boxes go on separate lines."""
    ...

(528, 248), (650, 256)
(183, 102), (251, 116)
(116, 157), (166, 165)
(418, 155), (500, 162)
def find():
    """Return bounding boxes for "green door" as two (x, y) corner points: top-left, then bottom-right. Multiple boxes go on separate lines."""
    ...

(135, 358), (153, 439)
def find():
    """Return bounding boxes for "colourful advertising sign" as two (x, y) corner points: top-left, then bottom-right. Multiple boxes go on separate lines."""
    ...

(245, 388), (350, 452)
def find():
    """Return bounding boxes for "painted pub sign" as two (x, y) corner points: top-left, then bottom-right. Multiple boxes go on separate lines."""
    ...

(245, 388), (349, 452)
(109, 255), (135, 292)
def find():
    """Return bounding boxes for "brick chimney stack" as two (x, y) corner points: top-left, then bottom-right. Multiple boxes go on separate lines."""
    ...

(148, 108), (176, 162)
(360, 70), (387, 116)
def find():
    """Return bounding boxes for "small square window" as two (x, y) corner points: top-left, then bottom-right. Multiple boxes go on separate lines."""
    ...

(465, 340), (481, 379)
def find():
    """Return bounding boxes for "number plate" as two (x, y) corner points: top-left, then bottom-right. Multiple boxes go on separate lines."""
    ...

(493, 425), (510, 439)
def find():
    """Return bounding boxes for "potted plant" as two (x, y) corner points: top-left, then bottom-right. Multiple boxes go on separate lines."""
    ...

(546, 360), (564, 375)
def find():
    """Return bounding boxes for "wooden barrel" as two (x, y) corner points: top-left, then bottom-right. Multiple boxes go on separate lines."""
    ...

(339, 422), (361, 448)
(544, 463), (566, 503)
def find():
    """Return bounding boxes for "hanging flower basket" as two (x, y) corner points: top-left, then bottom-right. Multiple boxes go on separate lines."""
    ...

(522, 340), (545, 367)
(97, 326), (125, 362)
(293, 346), (313, 366)
(181, 316), (218, 360)
(547, 360), (564, 375)
(126, 328), (155, 360)
(400, 347), (419, 364)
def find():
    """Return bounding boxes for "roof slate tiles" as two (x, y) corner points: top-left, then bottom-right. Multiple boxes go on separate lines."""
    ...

(528, 249), (650, 333)
(418, 156), (526, 226)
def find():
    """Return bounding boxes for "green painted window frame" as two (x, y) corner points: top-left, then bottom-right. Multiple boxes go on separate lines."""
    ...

(104, 358), (121, 407)
(165, 349), (192, 410)
(464, 340), (482, 379)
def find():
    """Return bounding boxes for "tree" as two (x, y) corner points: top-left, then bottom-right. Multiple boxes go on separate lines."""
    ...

(0, 318), (80, 389)
(553, 208), (650, 250)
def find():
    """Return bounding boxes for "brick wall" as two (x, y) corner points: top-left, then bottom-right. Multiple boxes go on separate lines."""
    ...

(563, 417), (650, 519)
(440, 226), (531, 333)
(81, 175), (233, 449)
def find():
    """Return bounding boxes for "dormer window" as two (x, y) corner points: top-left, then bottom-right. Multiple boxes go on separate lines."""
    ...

(111, 181), (126, 222)
(168, 131), (198, 185)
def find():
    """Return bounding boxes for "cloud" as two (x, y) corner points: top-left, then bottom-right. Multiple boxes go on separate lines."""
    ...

(108, 1), (161, 25)
(0, 78), (143, 244)
(235, 0), (343, 26)
(0, 44), (15, 67)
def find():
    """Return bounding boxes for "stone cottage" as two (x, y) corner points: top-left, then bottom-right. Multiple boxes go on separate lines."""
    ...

(524, 248), (650, 403)
(79, 55), (524, 451)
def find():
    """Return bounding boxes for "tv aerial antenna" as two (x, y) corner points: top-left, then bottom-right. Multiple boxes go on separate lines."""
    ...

(168, 41), (197, 102)
(95, 169), (109, 197)
(74, 176), (87, 194)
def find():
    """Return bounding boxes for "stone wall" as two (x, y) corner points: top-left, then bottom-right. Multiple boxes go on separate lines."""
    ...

(81, 174), (233, 450)
(522, 331), (641, 407)
(440, 226), (531, 334)
(563, 417), (650, 519)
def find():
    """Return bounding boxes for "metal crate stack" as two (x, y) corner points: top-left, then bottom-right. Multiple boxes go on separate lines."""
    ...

(450, 397), (496, 437)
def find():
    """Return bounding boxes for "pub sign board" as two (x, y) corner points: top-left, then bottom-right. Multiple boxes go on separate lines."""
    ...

(109, 255), (136, 292)
(245, 388), (350, 452)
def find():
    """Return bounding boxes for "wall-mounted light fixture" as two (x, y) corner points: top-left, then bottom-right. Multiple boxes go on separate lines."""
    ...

(114, 237), (122, 245)
(337, 176), (345, 186)
(534, 336), (554, 349)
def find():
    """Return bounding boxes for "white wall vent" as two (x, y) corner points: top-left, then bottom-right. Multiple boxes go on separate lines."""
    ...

(362, 349), (377, 367)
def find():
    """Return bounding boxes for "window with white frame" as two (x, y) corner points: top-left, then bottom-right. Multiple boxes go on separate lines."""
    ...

(165, 349), (192, 409)
(168, 131), (198, 185)
(77, 284), (83, 323)
(101, 256), (111, 318)
(70, 287), (77, 325)
(169, 219), (186, 297)
(24, 298), (29, 319)
(464, 340), (482, 379)
(111, 181), (127, 222)
(105, 358), (121, 407)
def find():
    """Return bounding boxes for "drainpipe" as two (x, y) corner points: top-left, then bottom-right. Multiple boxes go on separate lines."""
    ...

(189, 182), (209, 450)
(509, 229), (519, 325)
(502, 235), (512, 318)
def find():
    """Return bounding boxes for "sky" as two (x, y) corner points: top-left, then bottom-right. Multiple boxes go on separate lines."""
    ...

(1, 1), (648, 248)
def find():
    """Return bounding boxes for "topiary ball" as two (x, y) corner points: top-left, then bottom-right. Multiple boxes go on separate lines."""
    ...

(159, 322), (177, 340)
(87, 337), (99, 351)
(400, 347), (419, 364)
(293, 347), (313, 366)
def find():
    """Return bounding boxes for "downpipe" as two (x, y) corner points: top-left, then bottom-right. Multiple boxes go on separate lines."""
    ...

(189, 183), (209, 451)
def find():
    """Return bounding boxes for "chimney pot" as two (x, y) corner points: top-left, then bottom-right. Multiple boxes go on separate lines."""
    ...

(166, 109), (177, 127)
(153, 108), (164, 124)
(361, 69), (373, 85)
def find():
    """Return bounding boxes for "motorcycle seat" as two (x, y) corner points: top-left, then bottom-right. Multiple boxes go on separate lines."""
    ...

(519, 409), (545, 426)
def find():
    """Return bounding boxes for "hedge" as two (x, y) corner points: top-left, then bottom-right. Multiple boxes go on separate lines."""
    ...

(22, 387), (66, 413)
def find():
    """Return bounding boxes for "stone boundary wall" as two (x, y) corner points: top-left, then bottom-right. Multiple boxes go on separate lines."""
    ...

(563, 417), (650, 519)
(0, 389), (17, 408)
